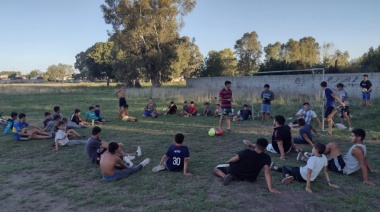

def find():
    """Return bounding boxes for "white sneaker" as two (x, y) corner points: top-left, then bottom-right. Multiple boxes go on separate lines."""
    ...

(136, 146), (142, 156)
(123, 156), (133, 167)
(140, 158), (150, 167)
(152, 164), (166, 172)
(242, 139), (250, 146)
(125, 155), (135, 161)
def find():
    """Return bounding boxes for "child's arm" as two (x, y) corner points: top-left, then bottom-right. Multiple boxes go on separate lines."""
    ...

(323, 166), (339, 188)
(159, 155), (168, 165)
(305, 168), (313, 193)
(117, 158), (127, 169)
(264, 165), (280, 194)
(54, 138), (60, 151)
(183, 158), (192, 176)
(276, 140), (286, 160)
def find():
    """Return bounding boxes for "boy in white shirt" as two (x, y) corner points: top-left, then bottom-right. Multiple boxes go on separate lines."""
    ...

(271, 143), (338, 193)
(289, 102), (321, 128)
(54, 121), (87, 151)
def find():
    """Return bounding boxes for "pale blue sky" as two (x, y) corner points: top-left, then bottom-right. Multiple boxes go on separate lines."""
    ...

(1, 0), (379, 74)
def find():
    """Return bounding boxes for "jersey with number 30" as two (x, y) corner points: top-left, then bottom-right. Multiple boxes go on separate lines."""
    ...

(165, 144), (190, 172)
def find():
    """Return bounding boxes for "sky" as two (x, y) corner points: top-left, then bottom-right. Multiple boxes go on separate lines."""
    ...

(1, 0), (379, 74)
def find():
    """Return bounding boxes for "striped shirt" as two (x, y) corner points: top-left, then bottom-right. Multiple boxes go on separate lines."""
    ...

(219, 88), (232, 108)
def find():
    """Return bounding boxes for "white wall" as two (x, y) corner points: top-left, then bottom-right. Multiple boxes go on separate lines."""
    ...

(186, 73), (380, 98)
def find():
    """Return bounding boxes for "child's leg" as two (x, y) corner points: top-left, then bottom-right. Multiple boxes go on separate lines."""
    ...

(114, 164), (143, 180)
(66, 140), (87, 146)
(324, 142), (341, 158)
(343, 112), (353, 128)
(67, 129), (81, 137)
(281, 166), (296, 178)
(213, 164), (228, 179)
(266, 113), (271, 123)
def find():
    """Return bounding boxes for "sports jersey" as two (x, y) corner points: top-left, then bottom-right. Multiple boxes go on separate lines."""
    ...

(324, 88), (335, 108)
(338, 90), (349, 106)
(219, 88), (232, 108)
(296, 109), (317, 124)
(12, 120), (29, 140)
(229, 149), (271, 182)
(261, 90), (274, 105)
(272, 125), (292, 153)
(300, 155), (327, 181)
(165, 144), (190, 172)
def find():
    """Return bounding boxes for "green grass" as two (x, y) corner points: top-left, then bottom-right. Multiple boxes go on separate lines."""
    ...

(0, 84), (379, 211)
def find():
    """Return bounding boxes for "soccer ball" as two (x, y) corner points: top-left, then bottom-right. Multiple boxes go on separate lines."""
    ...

(216, 129), (223, 136)
(208, 128), (216, 136)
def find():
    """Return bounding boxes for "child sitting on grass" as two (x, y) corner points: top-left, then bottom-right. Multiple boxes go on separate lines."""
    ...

(270, 143), (339, 193)
(152, 133), (192, 176)
(167, 101), (178, 115)
(119, 109), (138, 122)
(53, 121), (87, 151)
(203, 102), (212, 116)
(188, 101), (197, 116)
(4, 112), (18, 135)
(214, 104), (221, 117)
(43, 112), (52, 128)
(178, 101), (189, 116)
(100, 142), (150, 181)
(86, 106), (106, 124)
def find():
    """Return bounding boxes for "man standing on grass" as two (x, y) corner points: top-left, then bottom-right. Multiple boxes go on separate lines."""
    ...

(360, 74), (372, 107)
(218, 81), (233, 132)
(320, 81), (345, 136)
(114, 84), (129, 117)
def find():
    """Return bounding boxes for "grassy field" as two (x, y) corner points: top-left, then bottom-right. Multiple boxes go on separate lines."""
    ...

(0, 83), (379, 212)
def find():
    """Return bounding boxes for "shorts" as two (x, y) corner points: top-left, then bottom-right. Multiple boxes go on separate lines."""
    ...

(324, 106), (335, 118)
(93, 149), (107, 164)
(362, 92), (371, 100)
(266, 143), (292, 154)
(220, 107), (232, 116)
(340, 106), (350, 118)
(327, 155), (345, 173)
(144, 111), (151, 117)
(216, 164), (230, 175)
(119, 98), (129, 108)
(261, 104), (271, 113)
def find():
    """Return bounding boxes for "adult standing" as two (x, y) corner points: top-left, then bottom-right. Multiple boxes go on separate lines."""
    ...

(360, 74), (372, 107)
(114, 84), (129, 116)
(218, 81), (233, 132)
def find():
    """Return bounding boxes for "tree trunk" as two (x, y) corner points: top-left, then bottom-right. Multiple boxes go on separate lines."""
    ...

(151, 72), (161, 87)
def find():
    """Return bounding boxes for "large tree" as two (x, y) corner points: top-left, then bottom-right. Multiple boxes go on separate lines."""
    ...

(198, 48), (237, 77)
(45, 63), (74, 81)
(101, 0), (196, 87)
(234, 31), (262, 75)
(87, 42), (116, 86)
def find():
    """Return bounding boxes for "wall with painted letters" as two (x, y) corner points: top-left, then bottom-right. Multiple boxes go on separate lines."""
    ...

(186, 73), (380, 98)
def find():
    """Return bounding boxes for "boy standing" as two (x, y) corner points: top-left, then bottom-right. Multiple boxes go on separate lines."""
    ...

(320, 81), (345, 136)
(219, 81), (233, 131)
(100, 142), (150, 181)
(85, 126), (142, 165)
(360, 74), (372, 107)
(260, 84), (274, 125)
(213, 138), (280, 194)
(304, 129), (377, 186)
(337, 83), (353, 130)
(152, 133), (192, 176)
(271, 143), (339, 193)
(114, 84), (129, 115)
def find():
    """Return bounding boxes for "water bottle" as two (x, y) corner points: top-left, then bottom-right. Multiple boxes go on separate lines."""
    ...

(92, 119), (94, 126)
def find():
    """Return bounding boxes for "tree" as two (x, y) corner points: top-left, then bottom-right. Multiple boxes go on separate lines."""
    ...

(27, 69), (42, 79)
(170, 36), (203, 79)
(101, 0), (196, 87)
(234, 31), (262, 75)
(45, 64), (74, 81)
(361, 45), (380, 72)
(198, 48), (237, 77)
(87, 42), (116, 86)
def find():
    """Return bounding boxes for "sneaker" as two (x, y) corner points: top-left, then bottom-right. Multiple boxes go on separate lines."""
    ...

(296, 152), (304, 161)
(270, 162), (276, 171)
(223, 174), (233, 186)
(79, 135), (86, 139)
(303, 152), (313, 158)
(125, 155), (135, 161)
(226, 129), (231, 132)
(322, 132), (332, 137)
(152, 164), (166, 172)
(123, 156), (133, 167)
(136, 146), (142, 156)
(80, 126), (87, 129)
(281, 176), (294, 185)
(140, 158), (150, 167)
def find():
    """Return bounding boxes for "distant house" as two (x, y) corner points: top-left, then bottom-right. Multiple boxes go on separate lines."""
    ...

(0, 75), (8, 80)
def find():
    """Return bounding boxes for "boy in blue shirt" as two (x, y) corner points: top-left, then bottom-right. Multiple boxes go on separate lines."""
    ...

(86, 106), (105, 124)
(12, 113), (52, 141)
(260, 84), (274, 125)
(152, 133), (192, 176)
(233, 104), (252, 121)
